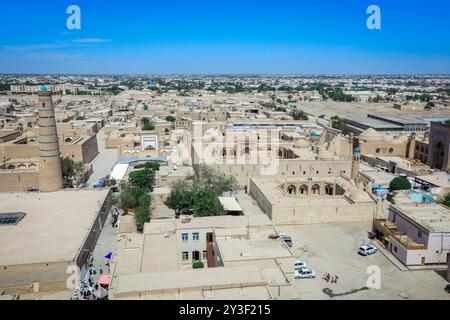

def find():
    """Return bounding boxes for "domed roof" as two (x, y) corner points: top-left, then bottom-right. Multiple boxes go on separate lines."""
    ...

(359, 128), (380, 140)
(294, 139), (309, 149)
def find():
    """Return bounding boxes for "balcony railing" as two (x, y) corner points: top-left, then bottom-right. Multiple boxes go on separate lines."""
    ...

(373, 219), (427, 250)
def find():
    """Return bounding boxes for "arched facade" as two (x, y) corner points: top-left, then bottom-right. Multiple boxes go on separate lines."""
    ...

(281, 180), (344, 197)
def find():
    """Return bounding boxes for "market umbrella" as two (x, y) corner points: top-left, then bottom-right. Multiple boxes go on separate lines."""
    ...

(104, 252), (113, 260)
(97, 274), (112, 286)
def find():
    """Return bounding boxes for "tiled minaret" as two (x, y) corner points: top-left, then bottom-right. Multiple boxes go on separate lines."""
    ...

(38, 85), (63, 192)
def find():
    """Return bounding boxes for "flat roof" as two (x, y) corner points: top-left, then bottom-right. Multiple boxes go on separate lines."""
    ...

(0, 189), (110, 266)
(415, 172), (450, 188)
(111, 266), (267, 295)
(392, 203), (450, 233)
(360, 169), (396, 186)
(345, 117), (403, 129)
(110, 163), (129, 180)
(218, 197), (242, 212)
(144, 215), (250, 234)
(123, 285), (271, 300)
(216, 228), (292, 262)
(369, 114), (427, 125)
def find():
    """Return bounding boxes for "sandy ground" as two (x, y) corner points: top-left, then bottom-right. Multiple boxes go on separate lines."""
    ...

(298, 101), (450, 119)
(278, 222), (450, 300)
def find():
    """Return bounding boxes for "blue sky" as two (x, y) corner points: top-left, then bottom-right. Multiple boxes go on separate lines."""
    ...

(0, 0), (449, 74)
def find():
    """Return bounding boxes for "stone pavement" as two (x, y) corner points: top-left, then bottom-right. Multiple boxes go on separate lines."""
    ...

(87, 128), (118, 187)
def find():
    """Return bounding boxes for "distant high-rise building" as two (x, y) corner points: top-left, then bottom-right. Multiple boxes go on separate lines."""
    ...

(38, 86), (63, 192)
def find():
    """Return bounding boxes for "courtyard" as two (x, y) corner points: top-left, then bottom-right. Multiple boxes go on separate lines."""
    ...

(275, 222), (450, 300)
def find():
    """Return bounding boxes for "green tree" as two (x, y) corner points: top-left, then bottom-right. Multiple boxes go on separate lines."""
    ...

(439, 193), (450, 208)
(165, 180), (196, 216)
(193, 187), (223, 217)
(331, 116), (351, 136)
(119, 189), (137, 214)
(142, 122), (155, 130)
(128, 168), (155, 191)
(107, 177), (117, 186)
(425, 101), (435, 109)
(165, 165), (236, 218)
(291, 110), (308, 120)
(63, 158), (85, 186)
(134, 206), (150, 231)
(134, 161), (161, 171)
(165, 115), (176, 122)
(389, 177), (411, 191)
(118, 186), (152, 230)
(197, 165), (237, 195)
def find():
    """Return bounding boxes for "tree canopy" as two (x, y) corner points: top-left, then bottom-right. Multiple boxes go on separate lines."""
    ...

(331, 116), (351, 136)
(165, 115), (176, 122)
(389, 177), (411, 191)
(290, 109), (308, 120)
(439, 193), (450, 208)
(165, 165), (237, 217)
(141, 118), (155, 131)
(128, 168), (155, 191)
(118, 186), (152, 231)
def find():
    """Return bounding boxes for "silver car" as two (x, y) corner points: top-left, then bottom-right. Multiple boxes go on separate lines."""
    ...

(358, 245), (378, 256)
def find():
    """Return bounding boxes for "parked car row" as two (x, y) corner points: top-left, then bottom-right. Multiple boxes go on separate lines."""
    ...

(294, 259), (316, 279)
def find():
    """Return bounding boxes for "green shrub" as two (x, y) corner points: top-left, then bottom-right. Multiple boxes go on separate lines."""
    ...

(165, 115), (176, 122)
(134, 161), (160, 171)
(142, 122), (154, 131)
(193, 261), (204, 269)
(389, 177), (411, 191)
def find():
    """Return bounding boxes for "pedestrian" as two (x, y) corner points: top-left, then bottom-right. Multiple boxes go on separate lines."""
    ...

(335, 275), (339, 283)
(99, 265), (103, 274)
(93, 266), (97, 275)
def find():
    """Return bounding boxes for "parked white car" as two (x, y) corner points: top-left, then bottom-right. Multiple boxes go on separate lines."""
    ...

(294, 259), (307, 270)
(294, 268), (316, 279)
(358, 244), (378, 256)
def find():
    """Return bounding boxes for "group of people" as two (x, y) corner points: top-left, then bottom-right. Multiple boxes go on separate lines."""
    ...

(322, 273), (339, 283)
(71, 254), (110, 300)
(111, 207), (120, 228)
